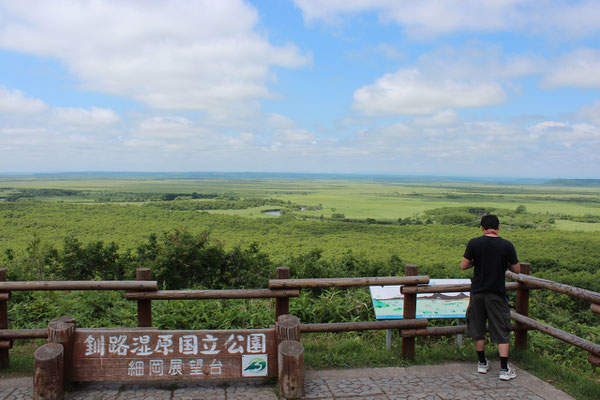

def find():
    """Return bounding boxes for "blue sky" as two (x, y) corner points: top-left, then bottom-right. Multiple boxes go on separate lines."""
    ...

(1, 0), (599, 178)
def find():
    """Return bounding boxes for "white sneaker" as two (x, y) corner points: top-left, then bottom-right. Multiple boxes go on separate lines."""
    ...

(499, 366), (517, 380)
(477, 359), (489, 374)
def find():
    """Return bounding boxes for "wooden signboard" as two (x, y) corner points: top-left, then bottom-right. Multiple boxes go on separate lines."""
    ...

(72, 328), (276, 381)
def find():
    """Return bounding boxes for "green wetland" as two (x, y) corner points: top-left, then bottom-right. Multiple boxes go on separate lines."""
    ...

(1, 175), (599, 398)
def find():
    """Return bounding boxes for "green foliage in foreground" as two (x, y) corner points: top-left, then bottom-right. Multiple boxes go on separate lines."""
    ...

(1, 176), (600, 394)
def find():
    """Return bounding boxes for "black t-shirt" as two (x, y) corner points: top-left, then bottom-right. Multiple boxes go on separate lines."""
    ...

(463, 235), (518, 295)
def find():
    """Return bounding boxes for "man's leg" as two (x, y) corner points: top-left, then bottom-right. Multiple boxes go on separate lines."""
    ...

(467, 294), (489, 373)
(475, 339), (489, 372)
(498, 343), (509, 357)
(475, 340), (486, 352)
(486, 294), (516, 380)
(498, 343), (509, 370)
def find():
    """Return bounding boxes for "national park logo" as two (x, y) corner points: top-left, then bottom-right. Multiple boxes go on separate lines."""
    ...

(241, 354), (268, 377)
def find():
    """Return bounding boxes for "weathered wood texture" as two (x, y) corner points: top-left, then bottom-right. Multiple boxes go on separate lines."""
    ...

(0, 269), (8, 368)
(0, 281), (157, 291)
(401, 323), (530, 338)
(402, 265), (419, 359)
(136, 268), (152, 328)
(300, 319), (428, 333)
(269, 275), (429, 289)
(48, 317), (75, 388)
(590, 303), (600, 315)
(276, 267), (291, 319)
(71, 328), (276, 381)
(34, 342), (64, 400)
(515, 263), (531, 349)
(0, 292), (9, 301)
(126, 288), (299, 300)
(401, 325), (467, 338)
(400, 281), (533, 294)
(0, 340), (12, 349)
(0, 329), (48, 339)
(511, 311), (600, 356)
(588, 353), (600, 367)
(278, 340), (305, 399)
(276, 315), (301, 343)
(506, 271), (600, 304)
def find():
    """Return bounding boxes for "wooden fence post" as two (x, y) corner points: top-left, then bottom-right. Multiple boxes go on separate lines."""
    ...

(515, 262), (531, 349)
(276, 314), (301, 344)
(276, 314), (304, 399)
(33, 342), (64, 400)
(402, 264), (419, 359)
(48, 317), (75, 388)
(278, 340), (305, 399)
(0, 269), (9, 368)
(136, 268), (152, 327)
(276, 267), (290, 320)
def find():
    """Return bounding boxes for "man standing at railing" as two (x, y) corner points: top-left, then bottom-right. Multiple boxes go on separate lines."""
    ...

(461, 214), (521, 381)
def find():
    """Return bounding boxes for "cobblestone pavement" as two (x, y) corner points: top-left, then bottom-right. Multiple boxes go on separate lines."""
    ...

(0, 362), (574, 399)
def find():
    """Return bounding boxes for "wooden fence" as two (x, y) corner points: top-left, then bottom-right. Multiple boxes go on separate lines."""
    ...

(1, 261), (600, 396)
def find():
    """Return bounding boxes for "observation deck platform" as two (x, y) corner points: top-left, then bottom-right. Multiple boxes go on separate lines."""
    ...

(0, 362), (573, 399)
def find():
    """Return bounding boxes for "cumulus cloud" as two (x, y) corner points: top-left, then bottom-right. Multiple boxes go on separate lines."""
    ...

(133, 117), (199, 140)
(53, 106), (120, 127)
(353, 68), (506, 116)
(542, 48), (600, 89)
(267, 113), (296, 130)
(267, 114), (317, 146)
(0, 0), (309, 118)
(575, 101), (600, 124)
(294, 0), (600, 38)
(0, 85), (48, 114)
(413, 110), (460, 127)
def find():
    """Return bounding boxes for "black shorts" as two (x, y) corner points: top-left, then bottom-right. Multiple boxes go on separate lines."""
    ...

(466, 292), (512, 344)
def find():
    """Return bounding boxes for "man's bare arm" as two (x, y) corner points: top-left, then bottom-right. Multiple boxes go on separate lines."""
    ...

(509, 263), (520, 273)
(461, 257), (473, 270)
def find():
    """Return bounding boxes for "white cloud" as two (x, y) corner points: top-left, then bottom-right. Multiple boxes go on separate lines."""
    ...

(267, 113), (296, 130)
(0, 0), (309, 118)
(274, 129), (316, 144)
(417, 44), (541, 81)
(575, 101), (600, 124)
(542, 48), (600, 89)
(134, 117), (199, 140)
(353, 68), (506, 116)
(0, 85), (48, 114)
(413, 110), (459, 127)
(528, 120), (600, 146)
(53, 106), (120, 127)
(294, 0), (600, 38)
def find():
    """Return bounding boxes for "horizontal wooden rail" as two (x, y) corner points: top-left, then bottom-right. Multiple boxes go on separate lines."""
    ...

(0, 293), (10, 301)
(511, 311), (600, 356)
(506, 271), (600, 304)
(0, 329), (48, 339)
(589, 354), (600, 367)
(0, 341), (12, 349)
(401, 325), (466, 337)
(0, 281), (157, 291)
(300, 319), (428, 333)
(126, 289), (299, 300)
(269, 276), (429, 289)
(401, 281), (534, 294)
(401, 323), (532, 338)
(591, 303), (600, 315)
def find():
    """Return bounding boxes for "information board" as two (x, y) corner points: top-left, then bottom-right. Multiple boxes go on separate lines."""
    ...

(370, 279), (470, 319)
(72, 328), (276, 381)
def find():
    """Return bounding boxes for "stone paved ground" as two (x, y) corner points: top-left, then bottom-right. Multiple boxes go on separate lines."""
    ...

(0, 362), (575, 399)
